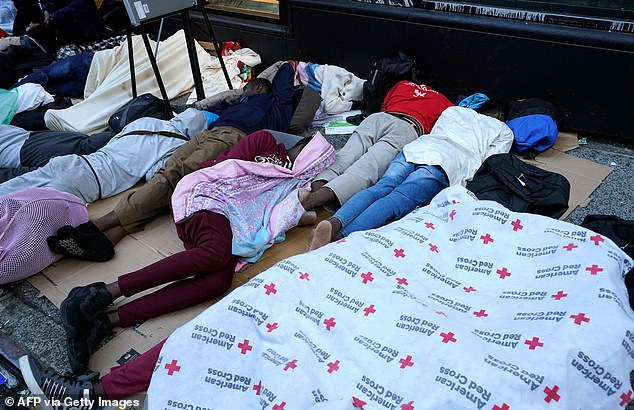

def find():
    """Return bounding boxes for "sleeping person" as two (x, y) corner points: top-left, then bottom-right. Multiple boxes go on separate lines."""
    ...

(0, 123), (115, 182)
(0, 108), (211, 202)
(46, 129), (334, 373)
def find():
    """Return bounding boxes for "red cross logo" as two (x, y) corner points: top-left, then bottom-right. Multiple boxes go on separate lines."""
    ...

(543, 385), (561, 403)
(493, 404), (510, 410)
(399, 355), (414, 369)
(496, 267), (511, 279)
(336, 238), (346, 244)
(284, 359), (298, 371)
(590, 234), (604, 246)
(620, 390), (633, 407)
(586, 264), (603, 275)
(253, 380), (262, 395)
(266, 322), (279, 333)
(563, 243), (578, 251)
(524, 336), (544, 350)
(463, 286), (476, 293)
(327, 360), (340, 373)
(425, 222), (435, 230)
(264, 283), (277, 295)
(449, 210), (456, 220)
(511, 219), (523, 232)
(473, 309), (488, 318)
(429, 243), (439, 253)
(480, 233), (494, 244)
(435, 310), (447, 317)
(452, 199), (458, 204)
(272, 402), (286, 410)
(396, 277), (409, 285)
(238, 339), (253, 354)
(361, 271), (374, 284)
(363, 304), (376, 316)
(570, 312), (590, 325)
(440, 331), (457, 343)
(324, 317), (337, 331)
(394, 248), (406, 258)
(551, 291), (568, 300)
(352, 397), (367, 409)
(164, 359), (181, 376)
(401, 401), (415, 410)
(299, 271), (310, 281)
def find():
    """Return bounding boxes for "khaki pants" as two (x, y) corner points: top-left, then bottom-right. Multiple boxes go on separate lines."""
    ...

(114, 126), (247, 233)
(316, 112), (419, 206)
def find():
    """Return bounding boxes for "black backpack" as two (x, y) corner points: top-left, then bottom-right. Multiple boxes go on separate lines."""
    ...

(581, 214), (634, 309)
(466, 153), (571, 219)
(108, 93), (173, 133)
(362, 51), (421, 117)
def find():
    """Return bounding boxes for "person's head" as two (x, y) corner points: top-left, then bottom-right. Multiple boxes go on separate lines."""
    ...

(475, 100), (509, 122)
(242, 78), (273, 97)
(287, 137), (312, 163)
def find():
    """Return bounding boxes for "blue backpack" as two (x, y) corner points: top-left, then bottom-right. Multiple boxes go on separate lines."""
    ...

(506, 98), (558, 155)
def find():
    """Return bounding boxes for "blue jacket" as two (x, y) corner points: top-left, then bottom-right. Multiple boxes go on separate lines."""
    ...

(212, 63), (295, 134)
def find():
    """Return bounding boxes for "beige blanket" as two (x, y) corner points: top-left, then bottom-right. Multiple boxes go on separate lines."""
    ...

(44, 30), (212, 134)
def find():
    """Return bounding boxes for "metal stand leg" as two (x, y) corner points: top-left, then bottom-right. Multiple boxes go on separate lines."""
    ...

(127, 26), (137, 98)
(199, 5), (233, 90)
(182, 10), (206, 101)
(139, 24), (171, 106)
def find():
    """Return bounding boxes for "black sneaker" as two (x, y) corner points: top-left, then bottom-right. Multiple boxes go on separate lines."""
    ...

(67, 314), (115, 374)
(60, 282), (113, 338)
(19, 355), (97, 410)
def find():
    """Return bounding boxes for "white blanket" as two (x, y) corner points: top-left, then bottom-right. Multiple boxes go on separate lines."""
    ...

(148, 186), (634, 409)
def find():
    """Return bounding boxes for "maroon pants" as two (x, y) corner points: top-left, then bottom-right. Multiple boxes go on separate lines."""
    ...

(116, 211), (237, 326)
(101, 339), (165, 398)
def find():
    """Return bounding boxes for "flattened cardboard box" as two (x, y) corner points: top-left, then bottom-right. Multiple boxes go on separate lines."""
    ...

(29, 131), (612, 377)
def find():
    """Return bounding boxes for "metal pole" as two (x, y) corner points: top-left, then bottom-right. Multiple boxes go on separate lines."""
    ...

(139, 23), (171, 105)
(199, 5), (233, 90)
(182, 9), (206, 101)
(127, 26), (137, 98)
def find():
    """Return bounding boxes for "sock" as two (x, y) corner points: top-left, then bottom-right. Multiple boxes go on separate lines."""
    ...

(47, 222), (115, 262)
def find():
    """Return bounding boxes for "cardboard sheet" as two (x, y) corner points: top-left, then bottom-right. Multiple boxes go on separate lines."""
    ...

(29, 187), (328, 375)
(28, 131), (611, 376)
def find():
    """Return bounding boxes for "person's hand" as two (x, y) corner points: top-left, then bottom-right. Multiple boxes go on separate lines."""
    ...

(43, 11), (51, 28)
(287, 60), (299, 71)
(26, 22), (40, 32)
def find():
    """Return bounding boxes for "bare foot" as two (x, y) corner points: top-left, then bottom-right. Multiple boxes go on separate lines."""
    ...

(311, 179), (327, 192)
(307, 220), (333, 251)
(298, 210), (317, 226)
(298, 188), (312, 210)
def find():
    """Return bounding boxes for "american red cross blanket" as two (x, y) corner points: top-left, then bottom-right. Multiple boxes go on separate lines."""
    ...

(148, 186), (634, 409)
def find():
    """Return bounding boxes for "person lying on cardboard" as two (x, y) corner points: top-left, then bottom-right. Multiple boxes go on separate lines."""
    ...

(0, 123), (115, 182)
(46, 63), (297, 260)
(300, 80), (454, 214)
(50, 129), (334, 375)
(0, 108), (211, 205)
(307, 102), (514, 250)
(193, 60), (322, 135)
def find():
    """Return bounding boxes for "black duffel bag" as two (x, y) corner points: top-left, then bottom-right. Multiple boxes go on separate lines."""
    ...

(108, 93), (172, 133)
(466, 153), (571, 219)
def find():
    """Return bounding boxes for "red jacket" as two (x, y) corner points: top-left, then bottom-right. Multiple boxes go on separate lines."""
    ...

(381, 80), (453, 134)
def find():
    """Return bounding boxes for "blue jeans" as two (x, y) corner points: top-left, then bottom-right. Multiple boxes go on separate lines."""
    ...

(16, 51), (94, 97)
(334, 152), (449, 236)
